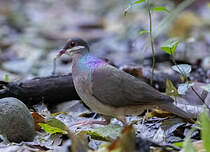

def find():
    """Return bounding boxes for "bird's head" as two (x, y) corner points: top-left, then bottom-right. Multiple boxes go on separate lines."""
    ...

(56, 38), (89, 58)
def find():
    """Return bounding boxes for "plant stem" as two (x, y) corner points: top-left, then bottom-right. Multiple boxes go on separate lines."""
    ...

(170, 50), (187, 81)
(146, 0), (155, 85)
(191, 87), (210, 111)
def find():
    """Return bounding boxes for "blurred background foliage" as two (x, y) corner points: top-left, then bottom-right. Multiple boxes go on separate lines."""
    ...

(0, 0), (209, 81)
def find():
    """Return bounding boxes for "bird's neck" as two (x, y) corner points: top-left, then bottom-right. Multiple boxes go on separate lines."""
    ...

(71, 53), (86, 66)
(71, 48), (88, 63)
(72, 53), (106, 74)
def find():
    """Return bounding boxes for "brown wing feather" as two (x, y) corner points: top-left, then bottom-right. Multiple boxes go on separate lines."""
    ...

(91, 64), (173, 107)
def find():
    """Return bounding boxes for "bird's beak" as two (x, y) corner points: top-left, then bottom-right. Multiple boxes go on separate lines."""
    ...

(56, 49), (66, 59)
(56, 46), (85, 58)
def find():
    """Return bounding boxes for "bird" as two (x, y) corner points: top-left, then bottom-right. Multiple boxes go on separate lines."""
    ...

(56, 38), (193, 125)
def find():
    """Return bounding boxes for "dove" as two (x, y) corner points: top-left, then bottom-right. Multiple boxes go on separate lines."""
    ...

(57, 38), (193, 125)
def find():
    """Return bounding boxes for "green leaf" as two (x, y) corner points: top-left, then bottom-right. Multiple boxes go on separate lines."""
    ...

(85, 124), (122, 141)
(178, 82), (194, 95)
(4, 75), (9, 82)
(139, 30), (148, 35)
(39, 123), (68, 134)
(39, 116), (68, 135)
(200, 109), (210, 152)
(183, 135), (196, 152)
(152, 6), (169, 12)
(45, 117), (67, 131)
(173, 142), (183, 148)
(135, 0), (145, 4)
(200, 84), (210, 92)
(171, 64), (192, 77)
(160, 38), (179, 55)
(165, 79), (179, 97)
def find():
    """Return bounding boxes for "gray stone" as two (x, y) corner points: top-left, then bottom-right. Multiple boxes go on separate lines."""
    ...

(202, 56), (210, 70)
(0, 97), (35, 142)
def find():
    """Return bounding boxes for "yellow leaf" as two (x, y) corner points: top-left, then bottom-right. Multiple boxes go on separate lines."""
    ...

(166, 79), (179, 97)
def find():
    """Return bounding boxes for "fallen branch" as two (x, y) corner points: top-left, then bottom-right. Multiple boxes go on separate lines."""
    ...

(0, 74), (80, 108)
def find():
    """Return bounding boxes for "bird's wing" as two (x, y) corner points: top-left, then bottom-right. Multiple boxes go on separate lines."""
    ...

(91, 64), (172, 107)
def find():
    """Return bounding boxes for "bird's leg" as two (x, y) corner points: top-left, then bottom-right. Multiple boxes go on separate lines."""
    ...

(141, 109), (149, 125)
(116, 116), (128, 126)
(70, 115), (112, 127)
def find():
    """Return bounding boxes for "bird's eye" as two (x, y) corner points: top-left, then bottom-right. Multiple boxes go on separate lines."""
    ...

(70, 41), (76, 47)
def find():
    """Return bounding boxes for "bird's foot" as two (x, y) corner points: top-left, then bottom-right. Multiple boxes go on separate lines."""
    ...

(116, 116), (128, 126)
(70, 119), (110, 127)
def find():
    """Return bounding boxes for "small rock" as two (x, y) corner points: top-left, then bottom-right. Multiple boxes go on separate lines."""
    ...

(0, 97), (35, 142)
(202, 56), (210, 70)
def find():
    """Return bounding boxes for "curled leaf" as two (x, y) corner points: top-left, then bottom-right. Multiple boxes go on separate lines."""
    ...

(171, 64), (192, 77)
(178, 82), (194, 95)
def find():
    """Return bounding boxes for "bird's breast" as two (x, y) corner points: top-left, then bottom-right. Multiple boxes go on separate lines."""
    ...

(72, 54), (106, 88)
(72, 56), (96, 104)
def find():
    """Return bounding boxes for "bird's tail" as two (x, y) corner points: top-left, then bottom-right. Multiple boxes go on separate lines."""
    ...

(160, 103), (195, 122)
